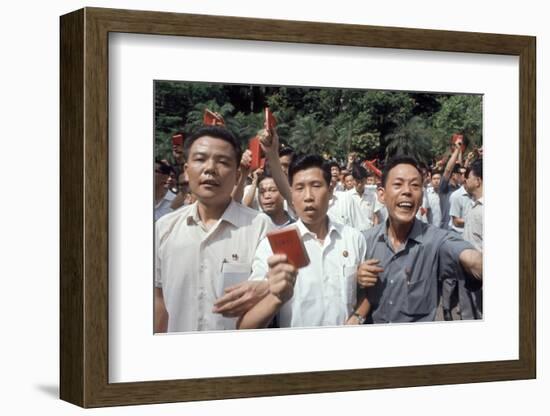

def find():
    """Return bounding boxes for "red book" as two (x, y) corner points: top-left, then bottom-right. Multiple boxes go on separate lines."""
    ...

(171, 133), (184, 146)
(267, 226), (310, 269)
(362, 159), (382, 178)
(203, 109), (225, 126)
(450, 133), (466, 153)
(248, 136), (265, 171)
(264, 107), (277, 131)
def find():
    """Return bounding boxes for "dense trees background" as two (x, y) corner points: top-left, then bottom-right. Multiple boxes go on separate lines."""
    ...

(155, 81), (482, 166)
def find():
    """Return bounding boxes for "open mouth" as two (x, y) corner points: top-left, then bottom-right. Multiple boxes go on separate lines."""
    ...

(396, 201), (414, 211)
(201, 179), (219, 187)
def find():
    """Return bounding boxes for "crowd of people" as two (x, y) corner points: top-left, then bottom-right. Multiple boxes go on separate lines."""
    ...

(153, 121), (483, 333)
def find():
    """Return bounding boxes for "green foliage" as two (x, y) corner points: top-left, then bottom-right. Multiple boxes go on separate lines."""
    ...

(154, 81), (483, 166)
(351, 132), (381, 160)
(432, 95), (483, 156)
(384, 116), (434, 164)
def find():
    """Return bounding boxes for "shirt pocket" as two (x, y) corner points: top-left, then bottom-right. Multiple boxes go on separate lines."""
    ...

(220, 261), (252, 293)
(402, 278), (432, 317)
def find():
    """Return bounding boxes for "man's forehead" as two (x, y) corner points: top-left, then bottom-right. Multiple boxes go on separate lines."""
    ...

(293, 167), (325, 182)
(387, 163), (422, 180)
(190, 136), (234, 153)
(259, 178), (276, 188)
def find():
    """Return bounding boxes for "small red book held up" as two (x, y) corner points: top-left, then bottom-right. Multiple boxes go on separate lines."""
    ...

(203, 108), (225, 126)
(264, 107), (277, 131)
(266, 226), (310, 269)
(248, 136), (265, 171)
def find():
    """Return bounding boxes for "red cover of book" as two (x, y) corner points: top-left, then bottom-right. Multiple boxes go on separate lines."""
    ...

(203, 109), (225, 126)
(171, 133), (184, 146)
(267, 226), (310, 269)
(450, 133), (466, 153)
(248, 136), (265, 171)
(264, 107), (277, 131)
(362, 159), (382, 178)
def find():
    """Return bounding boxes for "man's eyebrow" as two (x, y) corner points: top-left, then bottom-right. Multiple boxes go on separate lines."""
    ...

(391, 176), (421, 182)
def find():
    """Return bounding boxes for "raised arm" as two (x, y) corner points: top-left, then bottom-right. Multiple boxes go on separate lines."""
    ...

(232, 149), (252, 202)
(242, 168), (263, 208)
(259, 128), (293, 210)
(443, 145), (461, 181)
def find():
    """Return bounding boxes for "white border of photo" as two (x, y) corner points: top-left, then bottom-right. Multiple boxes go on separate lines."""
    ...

(108, 33), (519, 383)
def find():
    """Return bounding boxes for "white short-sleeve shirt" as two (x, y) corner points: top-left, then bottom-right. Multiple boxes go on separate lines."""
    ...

(448, 186), (474, 233)
(154, 189), (176, 221)
(463, 197), (483, 251)
(250, 219), (367, 328)
(328, 190), (371, 232)
(348, 188), (376, 230)
(155, 200), (273, 332)
(426, 187), (441, 227)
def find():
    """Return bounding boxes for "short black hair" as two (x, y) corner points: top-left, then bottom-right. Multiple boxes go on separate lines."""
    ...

(381, 156), (423, 187)
(469, 159), (483, 180)
(155, 159), (174, 175)
(183, 126), (241, 165)
(327, 161), (341, 171)
(258, 170), (274, 186)
(351, 163), (368, 181)
(279, 146), (295, 158)
(452, 163), (463, 175)
(288, 154), (332, 187)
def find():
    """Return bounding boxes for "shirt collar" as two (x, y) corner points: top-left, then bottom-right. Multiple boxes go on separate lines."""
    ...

(295, 217), (342, 240)
(379, 218), (424, 244)
(186, 200), (245, 228)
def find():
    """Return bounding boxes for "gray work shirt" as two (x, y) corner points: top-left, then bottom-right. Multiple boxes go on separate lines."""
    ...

(438, 176), (459, 229)
(362, 219), (473, 323)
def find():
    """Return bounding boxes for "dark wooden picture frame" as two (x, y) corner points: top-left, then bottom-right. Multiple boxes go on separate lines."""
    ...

(60, 7), (536, 408)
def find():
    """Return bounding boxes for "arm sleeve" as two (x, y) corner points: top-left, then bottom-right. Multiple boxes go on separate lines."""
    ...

(439, 176), (450, 195)
(448, 191), (461, 218)
(249, 237), (273, 281)
(154, 220), (164, 288)
(438, 231), (475, 280)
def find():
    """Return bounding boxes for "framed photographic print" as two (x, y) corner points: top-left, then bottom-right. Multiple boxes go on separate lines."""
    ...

(60, 7), (536, 408)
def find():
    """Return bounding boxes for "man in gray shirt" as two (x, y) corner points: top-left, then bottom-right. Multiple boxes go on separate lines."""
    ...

(438, 142), (467, 320)
(361, 156), (482, 323)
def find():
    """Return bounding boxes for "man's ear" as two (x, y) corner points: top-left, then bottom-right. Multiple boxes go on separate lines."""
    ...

(378, 187), (386, 205)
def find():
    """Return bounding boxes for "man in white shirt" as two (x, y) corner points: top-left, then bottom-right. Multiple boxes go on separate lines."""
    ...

(328, 161), (345, 192)
(155, 126), (273, 333)
(238, 154), (376, 329)
(154, 160), (176, 221)
(328, 187), (372, 232)
(462, 160), (483, 318)
(463, 161), (483, 251)
(257, 173), (294, 228)
(448, 184), (474, 233)
(426, 169), (442, 227)
(347, 164), (375, 230)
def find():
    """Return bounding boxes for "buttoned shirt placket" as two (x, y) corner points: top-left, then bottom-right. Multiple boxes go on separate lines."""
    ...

(193, 216), (223, 331)
(377, 235), (411, 323)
